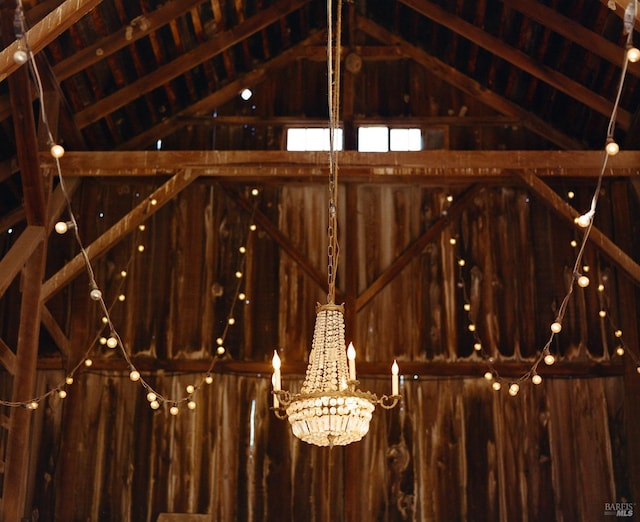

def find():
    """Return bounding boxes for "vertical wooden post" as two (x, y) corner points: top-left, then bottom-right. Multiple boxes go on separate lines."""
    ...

(1, 5), (48, 520)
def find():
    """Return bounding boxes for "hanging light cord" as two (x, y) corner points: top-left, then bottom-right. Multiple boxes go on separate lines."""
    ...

(326, 0), (343, 304)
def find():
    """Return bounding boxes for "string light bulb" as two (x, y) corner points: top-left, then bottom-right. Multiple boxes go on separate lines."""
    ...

(615, 329), (623, 337)
(58, 389), (67, 399)
(575, 211), (593, 228)
(13, 46), (28, 65)
(508, 383), (520, 396)
(627, 45), (640, 62)
(491, 381), (501, 391)
(170, 405), (179, 415)
(577, 275), (590, 288)
(205, 374), (214, 384)
(605, 137), (619, 156)
(65, 376), (74, 385)
(106, 336), (118, 349)
(28, 401), (39, 410)
(150, 400), (160, 410)
(474, 342), (482, 351)
(532, 374), (543, 385)
(187, 400), (196, 410)
(186, 384), (195, 394)
(129, 370), (140, 382)
(550, 321), (562, 333)
(50, 144), (65, 158)
(484, 371), (493, 380)
(54, 221), (73, 234)
(89, 287), (102, 300)
(616, 346), (625, 356)
(544, 353), (556, 365)
(84, 359), (93, 367)
(147, 392), (157, 402)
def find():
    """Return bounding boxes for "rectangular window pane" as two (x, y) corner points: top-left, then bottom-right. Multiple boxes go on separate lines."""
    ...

(390, 128), (422, 151)
(358, 126), (389, 152)
(287, 128), (343, 151)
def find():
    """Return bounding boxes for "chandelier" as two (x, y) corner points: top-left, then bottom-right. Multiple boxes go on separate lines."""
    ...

(270, 0), (401, 447)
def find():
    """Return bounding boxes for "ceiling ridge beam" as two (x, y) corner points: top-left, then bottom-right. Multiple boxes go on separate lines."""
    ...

(397, 0), (632, 129)
(40, 168), (198, 303)
(357, 16), (583, 149)
(516, 169), (640, 286)
(0, 0), (103, 83)
(74, 0), (313, 129)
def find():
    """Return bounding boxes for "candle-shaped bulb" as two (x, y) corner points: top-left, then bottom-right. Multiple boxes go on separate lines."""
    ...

(392, 360), (399, 396)
(347, 342), (356, 381)
(272, 350), (281, 392)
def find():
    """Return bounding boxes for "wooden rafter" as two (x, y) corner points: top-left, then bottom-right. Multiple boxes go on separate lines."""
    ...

(74, 0), (313, 129)
(398, 0), (632, 129)
(52, 0), (204, 81)
(0, 0), (103, 82)
(503, 0), (640, 77)
(40, 150), (640, 178)
(117, 30), (325, 149)
(516, 170), (640, 285)
(357, 17), (583, 149)
(40, 169), (198, 303)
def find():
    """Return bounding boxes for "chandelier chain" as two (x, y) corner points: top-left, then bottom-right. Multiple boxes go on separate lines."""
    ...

(326, 0), (343, 304)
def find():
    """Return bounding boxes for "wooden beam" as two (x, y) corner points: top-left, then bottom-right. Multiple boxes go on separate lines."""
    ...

(28, 354), (627, 378)
(117, 30), (325, 150)
(0, 0), (104, 83)
(397, 0), (632, 128)
(224, 186), (329, 294)
(52, 0), (204, 81)
(40, 305), (70, 358)
(357, 17), (583, 149)
(516, 170), (640, 285)
(0, 338), (16, 375)
(40, 150), (640, 178)
(3, 11), (45, 226)
(502, 0), (640, 78)
(0, 225), (44, 299)
(40, 169), (198, 303)
(2, 240), (46, 521)
(355, 184), (483, 311)
(74, 0), (312, 128)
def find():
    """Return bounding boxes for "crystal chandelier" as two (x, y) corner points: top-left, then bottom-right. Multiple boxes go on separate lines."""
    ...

(270, 0), (401, 447)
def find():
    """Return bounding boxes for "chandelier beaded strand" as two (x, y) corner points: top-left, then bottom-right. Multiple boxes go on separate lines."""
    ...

(270, 0), (401, 447)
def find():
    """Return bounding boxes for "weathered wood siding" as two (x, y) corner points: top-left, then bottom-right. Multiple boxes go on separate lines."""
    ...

(0, 177), (637, 520)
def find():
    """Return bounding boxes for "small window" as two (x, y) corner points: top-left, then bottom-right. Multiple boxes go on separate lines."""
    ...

(358, 126), (390, 152)
(287, 128), (343, 151)
(358, 127), (423, 152)
(390, 128), (422, 151)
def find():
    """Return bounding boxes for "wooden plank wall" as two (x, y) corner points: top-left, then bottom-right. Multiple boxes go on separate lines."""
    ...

(0, 177), (637, 519)
(22, 371), (628, 521)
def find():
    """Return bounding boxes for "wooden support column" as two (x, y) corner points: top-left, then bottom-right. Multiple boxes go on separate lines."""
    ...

(1, 6), (49, 519)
